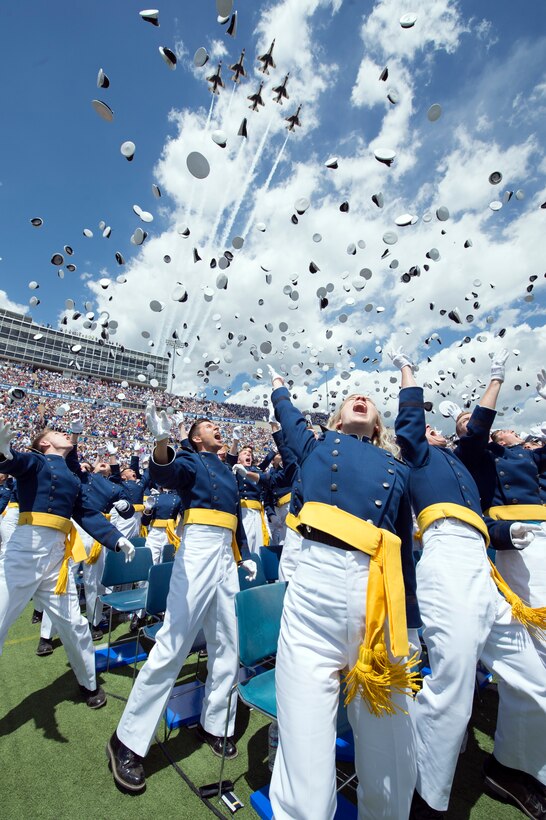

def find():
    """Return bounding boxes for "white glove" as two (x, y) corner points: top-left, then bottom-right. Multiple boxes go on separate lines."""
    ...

(490, 349), (509, 382)
(143, 497), (156, 513)
(529, 423), (546, 442)
(387, 346), (413, 371)
(232, 425), (243, 442)
(116, 537), (136, 562)
(407, 628), (422, 660)
(171, 411), (185, 428)
(146, 400), (172, 442)
(0, 421), (14, 460)
(438, 400), (463, 421)
(106, 441), (118, 455)
(232, 463), (249, 479)
(133, 441), (141, 452)
(536, 369), (546, 400)
(70, 419), (84, 434)
(267, 364), (284, 385)
(240, 559), (257, 581)
(510, 522), (543, 550)
(113, 499), (130, 513)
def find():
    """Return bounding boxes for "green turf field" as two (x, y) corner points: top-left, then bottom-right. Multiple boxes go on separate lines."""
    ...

(0, 602), (521, 819)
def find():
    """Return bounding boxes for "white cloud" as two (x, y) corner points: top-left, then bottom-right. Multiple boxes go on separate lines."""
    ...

(0, 290), (26, 314)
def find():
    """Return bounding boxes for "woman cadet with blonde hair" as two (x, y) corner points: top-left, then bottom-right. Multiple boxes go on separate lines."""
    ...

(267, 367), (421, 820)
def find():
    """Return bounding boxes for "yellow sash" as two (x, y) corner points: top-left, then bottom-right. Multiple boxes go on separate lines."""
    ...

(149, 518), (181, 550)
(298, 501), (420, 716)
(133, 504), (145, 512)
(485, 504), (546, 522)
(285, 512), (300, 533)
(86, 512), (111, 565)
(18, 512), (87, 594)
(2, 501), (19, 517)
(417, 503), (490, 546)
(276, 492), (291, 507)
(240, 498), (270, 546)
(419, 504), (546, 640)
(183, 508), (241, 562)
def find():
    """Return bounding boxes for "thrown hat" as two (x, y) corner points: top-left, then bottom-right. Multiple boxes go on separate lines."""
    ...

(159, 46), (177, 70)
(139, 9), (159, 26)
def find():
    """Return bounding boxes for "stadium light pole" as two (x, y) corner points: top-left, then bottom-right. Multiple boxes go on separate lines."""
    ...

(164, 339), (184, 394)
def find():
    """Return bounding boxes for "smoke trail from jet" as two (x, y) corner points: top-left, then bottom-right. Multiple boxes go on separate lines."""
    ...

(219, 117), (272, 248)
(242, 133), (289, 238)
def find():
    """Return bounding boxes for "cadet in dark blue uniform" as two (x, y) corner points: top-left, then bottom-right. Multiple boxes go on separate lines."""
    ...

(0, 423), (135, 709)
(108, 409), (256, 794)
(391, 348), (546, 819)
(64, 439), (134, 638)
(456, 353), (546, 669)
(227, 439), (271, 552)
(267, 367), (421, 820)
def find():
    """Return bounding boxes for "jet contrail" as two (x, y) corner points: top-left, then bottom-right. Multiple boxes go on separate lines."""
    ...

(242, 133), (289, 238)
(205, 95), (215, 130)
(227, 83), (236, 115)
(219, 116), (273, 249)
(207, 139), (246, 248)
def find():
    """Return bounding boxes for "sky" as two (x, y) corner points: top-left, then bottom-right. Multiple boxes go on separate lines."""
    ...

(1, 0), (545, 431)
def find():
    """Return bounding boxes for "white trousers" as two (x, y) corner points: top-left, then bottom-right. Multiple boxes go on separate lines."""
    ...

(0, 506), (19, 549)
(241, 506), (269, 553)
(270, 540), (417, 820)
(414, 518), (546, 811)
(72, 522), (106, 627)
(495, 524), (546, 666)
(0, 525), (96, 689)
(110, 509), (142, 540)
(117, 523), (239, 757)
(145, 526), (169, 564)
(278, 526), (303, 583)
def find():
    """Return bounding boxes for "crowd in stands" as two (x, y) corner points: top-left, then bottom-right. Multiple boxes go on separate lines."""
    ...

(0, 359), (326, 466)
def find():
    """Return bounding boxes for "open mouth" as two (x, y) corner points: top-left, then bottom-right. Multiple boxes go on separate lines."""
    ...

(352, 400), (367, 414)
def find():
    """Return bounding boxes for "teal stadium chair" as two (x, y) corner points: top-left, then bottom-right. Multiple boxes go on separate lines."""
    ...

(259, 545), (281, 582)
(97, 546), (153, 671)
(214, 582), (287, 797)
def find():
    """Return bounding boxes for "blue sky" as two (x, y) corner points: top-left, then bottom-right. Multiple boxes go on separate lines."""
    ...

(1, 0), (545, 427)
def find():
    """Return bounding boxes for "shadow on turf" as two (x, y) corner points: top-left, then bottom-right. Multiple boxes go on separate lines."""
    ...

(449, 687), (503, 819)
(0, 668), (95, 744)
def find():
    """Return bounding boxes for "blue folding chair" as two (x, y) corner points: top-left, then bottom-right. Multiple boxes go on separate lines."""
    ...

(130, 536), (148, 549)
(132, 561), (173, 682)
(98, 547), (153, 671)
(214, 582), (287, 797)
(259, 545), (281, 582)
(161, 542), (176, 563)
(238, 552), (267, 590)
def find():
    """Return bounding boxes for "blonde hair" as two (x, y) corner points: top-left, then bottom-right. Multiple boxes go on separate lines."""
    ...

(326, 395), (400, 458)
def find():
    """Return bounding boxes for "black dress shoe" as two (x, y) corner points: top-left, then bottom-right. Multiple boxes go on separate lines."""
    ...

(484, 755), (546, 819)
(36, 637), (54, 656)
(196, 723), (238, 759)
(106, 732), (146, 792)
(79, 685), (107, 709)
(90, 625), (104, 641)
(409, 789), (446, 819)
(31, 609), (43, 624)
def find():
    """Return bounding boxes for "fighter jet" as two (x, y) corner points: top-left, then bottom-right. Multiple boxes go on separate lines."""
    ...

(257, 39), (276, 74)
(248, 81), (265, 111)
(272, 73), (290, 104)
(207, 62), (224, 95)
(230, 49), (246, 83)
(285, 104), (302, 131)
